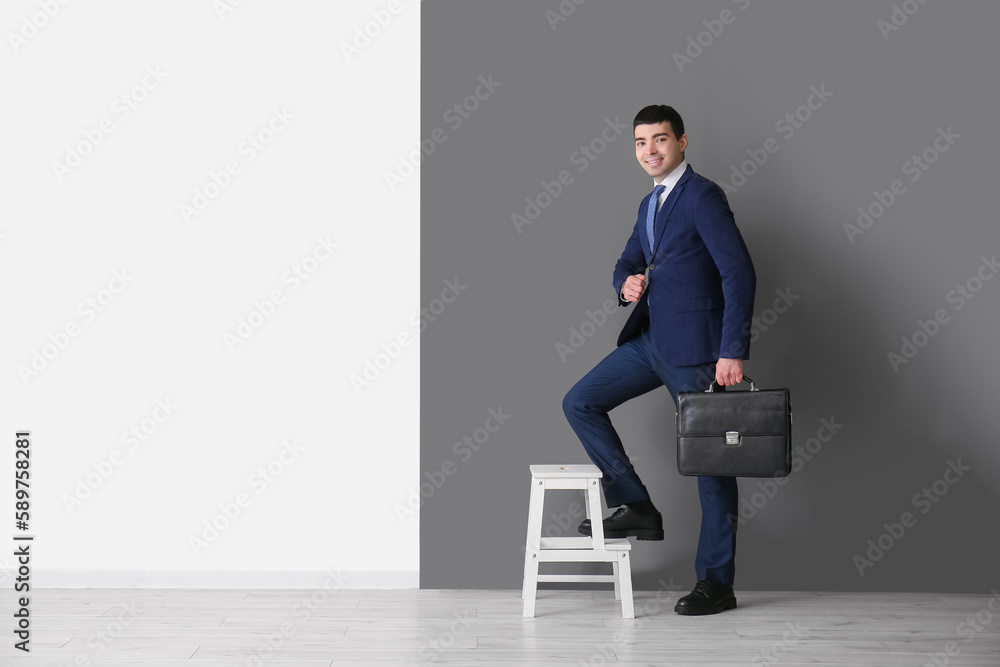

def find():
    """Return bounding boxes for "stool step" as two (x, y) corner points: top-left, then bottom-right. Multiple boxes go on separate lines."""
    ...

(529, 464), (602, 478)
(540, 536), (631, 550)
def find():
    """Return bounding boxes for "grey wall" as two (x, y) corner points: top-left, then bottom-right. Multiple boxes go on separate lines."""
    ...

(420, 0), (1000, 593)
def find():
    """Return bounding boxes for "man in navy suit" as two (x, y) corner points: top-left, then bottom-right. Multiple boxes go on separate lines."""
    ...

(563, 105), (756, 615)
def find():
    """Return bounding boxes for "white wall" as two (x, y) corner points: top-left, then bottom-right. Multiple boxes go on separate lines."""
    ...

(0, 0), (419, 587)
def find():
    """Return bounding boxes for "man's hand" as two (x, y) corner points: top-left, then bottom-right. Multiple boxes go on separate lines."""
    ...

(622, 274), (647, 302)
(715, 358), (743, 387)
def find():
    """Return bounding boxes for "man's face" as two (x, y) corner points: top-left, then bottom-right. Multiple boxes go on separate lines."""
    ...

(634, 121), (687, 181)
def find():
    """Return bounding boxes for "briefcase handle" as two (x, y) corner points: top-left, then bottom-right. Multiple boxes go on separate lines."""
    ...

(706, 375), (757, 392)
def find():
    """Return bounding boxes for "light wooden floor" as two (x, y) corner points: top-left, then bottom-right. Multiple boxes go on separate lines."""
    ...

(2, 588), (999, 666)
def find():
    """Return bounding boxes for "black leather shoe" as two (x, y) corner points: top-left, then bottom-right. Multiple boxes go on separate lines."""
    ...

(577, 506), (664, 541)
(674, 580), (737, 615)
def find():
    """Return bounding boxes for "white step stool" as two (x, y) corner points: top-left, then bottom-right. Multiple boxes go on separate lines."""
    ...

(521, 464), (634, 618)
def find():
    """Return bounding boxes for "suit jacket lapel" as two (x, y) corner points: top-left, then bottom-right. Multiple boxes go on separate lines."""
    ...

(649, 164), (692, 260)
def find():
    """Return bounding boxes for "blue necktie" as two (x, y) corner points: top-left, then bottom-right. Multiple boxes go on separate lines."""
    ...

(646, 184), (666, 253)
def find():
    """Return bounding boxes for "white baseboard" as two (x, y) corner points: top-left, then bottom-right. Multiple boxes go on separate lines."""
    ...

(30, 569), (419, 589)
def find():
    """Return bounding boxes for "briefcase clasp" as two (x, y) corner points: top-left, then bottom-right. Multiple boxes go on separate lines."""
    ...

(725, 431), (740, 446)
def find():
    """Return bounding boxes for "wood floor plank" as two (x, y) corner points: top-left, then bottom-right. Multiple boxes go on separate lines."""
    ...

(2, 661), (333, 667)
(2, 587), (996, 665)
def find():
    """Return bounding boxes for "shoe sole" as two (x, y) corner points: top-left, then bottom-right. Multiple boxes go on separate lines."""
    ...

(578, 526), (664, 541)
(674, 597), (737, 615)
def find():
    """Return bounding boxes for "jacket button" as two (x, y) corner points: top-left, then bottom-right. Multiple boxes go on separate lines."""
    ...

(649, 264), (655, 270)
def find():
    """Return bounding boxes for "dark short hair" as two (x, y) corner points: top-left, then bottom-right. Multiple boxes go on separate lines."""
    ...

(633, 105), (685, 143)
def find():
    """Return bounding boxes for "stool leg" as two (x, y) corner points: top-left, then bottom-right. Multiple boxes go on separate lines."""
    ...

(617, 552), (634, 618)
(522, 477), (544, 598)
(612, 559), (621, 600)
(523, 554), (539, 617)
(522, 477), (545, 616)
(585, 478), (605, 549)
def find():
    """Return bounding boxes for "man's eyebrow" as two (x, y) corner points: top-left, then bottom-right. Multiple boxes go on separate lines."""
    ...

(635, 132), (670, 142)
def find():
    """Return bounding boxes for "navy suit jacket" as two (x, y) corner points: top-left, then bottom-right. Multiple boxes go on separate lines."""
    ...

(613, 163), (756, 367)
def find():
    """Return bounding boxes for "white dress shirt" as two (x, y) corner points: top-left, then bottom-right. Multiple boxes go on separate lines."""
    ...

(652, 158), (687, 215)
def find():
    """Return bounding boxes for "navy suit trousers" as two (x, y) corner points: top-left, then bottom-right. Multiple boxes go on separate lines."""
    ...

(562, 324), (739, 585)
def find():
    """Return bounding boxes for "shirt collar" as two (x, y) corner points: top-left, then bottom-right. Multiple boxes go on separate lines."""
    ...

(653, 159), (687, 191)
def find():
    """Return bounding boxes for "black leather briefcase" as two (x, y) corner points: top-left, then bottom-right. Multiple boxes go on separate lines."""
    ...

(676, 376), (792, 477)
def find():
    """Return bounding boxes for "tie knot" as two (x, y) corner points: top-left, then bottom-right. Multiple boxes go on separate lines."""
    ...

(653, 184), (666, 196)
